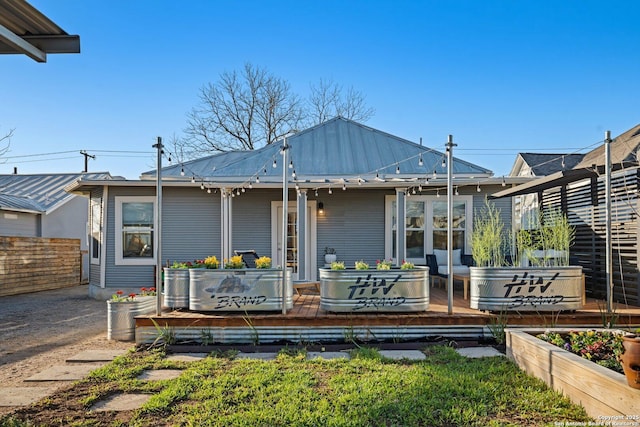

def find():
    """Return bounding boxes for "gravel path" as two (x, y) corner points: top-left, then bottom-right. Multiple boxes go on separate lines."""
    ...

(0, 286), (133, 399)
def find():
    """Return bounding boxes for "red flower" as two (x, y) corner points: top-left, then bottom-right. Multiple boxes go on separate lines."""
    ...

(116, 290), (123, 295)
(128, 293), (137, 299)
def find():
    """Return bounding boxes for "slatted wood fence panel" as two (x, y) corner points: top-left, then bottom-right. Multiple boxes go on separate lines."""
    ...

(542, 169), (640, 305)
(0, 236), (81, 296)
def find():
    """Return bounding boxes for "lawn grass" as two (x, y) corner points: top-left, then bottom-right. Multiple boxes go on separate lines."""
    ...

(1, 345), (592, 427)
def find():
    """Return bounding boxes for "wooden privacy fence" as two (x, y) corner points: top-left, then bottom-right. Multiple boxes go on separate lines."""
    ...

(0, 236), (81, 297)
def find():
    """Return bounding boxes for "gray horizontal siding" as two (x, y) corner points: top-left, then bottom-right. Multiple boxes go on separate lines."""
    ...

(232, 189), (280, 259)
(89, 188), (103, 287)
(0, 210), (38, 237)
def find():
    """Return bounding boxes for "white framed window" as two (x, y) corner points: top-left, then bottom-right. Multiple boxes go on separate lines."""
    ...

(90, 198), (101, 264)
(386, 195), (473, 264)
(115, 196), (155, 265)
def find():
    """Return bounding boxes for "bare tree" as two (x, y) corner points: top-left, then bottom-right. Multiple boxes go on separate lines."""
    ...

(0, 127), (13, 162)
(307, 79), (375, 125)
(184, 63), (302, 154)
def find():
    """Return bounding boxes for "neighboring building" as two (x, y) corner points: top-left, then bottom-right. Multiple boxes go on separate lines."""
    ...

(0, 172), (112, 281)
(67, 117), (527, 299)
(509, 153), (584, 229)
(494, 123), (640, 305)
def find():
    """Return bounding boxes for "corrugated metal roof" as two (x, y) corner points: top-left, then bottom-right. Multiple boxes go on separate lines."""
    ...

(0, 172), (112, 213)
(143, 117), (493, 183)
(0, 0), (80, 62)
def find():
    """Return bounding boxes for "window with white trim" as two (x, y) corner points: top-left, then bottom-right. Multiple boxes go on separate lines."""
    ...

(115, 196), (155, 265)
(90, 198), (101, 264)
(387, 195), (472, 263)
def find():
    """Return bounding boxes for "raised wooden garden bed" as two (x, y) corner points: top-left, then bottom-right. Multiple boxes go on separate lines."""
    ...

(506, 328), (640, 418)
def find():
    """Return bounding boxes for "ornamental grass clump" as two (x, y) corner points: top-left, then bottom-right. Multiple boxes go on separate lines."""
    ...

(517, 207), (575, 267)
(471, 198), (510, 267)
(255, 256), (272, 269)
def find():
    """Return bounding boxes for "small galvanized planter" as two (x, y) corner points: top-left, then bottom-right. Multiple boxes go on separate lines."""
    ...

(107, 296), (156, 341)
(163, 268), (191, 309)
(189, 268), (292, 311)
(469, 266), (583, 311)
(319, 267), (429, 313)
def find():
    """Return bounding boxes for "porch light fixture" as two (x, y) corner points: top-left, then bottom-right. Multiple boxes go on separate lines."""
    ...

(318, 202), (324, 214)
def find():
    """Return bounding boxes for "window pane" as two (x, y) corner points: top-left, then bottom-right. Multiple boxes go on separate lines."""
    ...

(406, 230), (424, 258)
(406, 201), (424, 229)
(123, 230), (153, 258)
(432, 231), (465, 250)
(91, 200), (100, 259)
(433, 201), (466, 230)
(122, 202), (153, 226)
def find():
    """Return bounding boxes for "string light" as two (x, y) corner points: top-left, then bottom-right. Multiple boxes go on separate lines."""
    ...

(396, 164), (400, 174)
(328, 187), (333, 194)
(412, 188), (416, 194)
(236, 189), (240, 195)
(241, 187), (246, 193)
(502, 176), (506, 187)
(441, 157), (446, 168)
(315, 189), (318, 197)
(433, 170), (437, 179)
(292, 169), (296, 178)
(436, 189), (440, 197)
(180, 166), (185, 176)
(561, 155), (566, 168)
(418, 154), (423, 166)
(200, 181), (205, 190)
(256, 176), (260, 184)
(272, 159), (277, 168)
(418, 185), (422, 192)
(191, 175), (195, 184)
(455, 186), (459, 196)
(342, 183), (347, 191)
(289, 160), (293, 169)
(249, 182), (253, 189)
(207, 187), (211, 194)
(477, 182), (481, 192)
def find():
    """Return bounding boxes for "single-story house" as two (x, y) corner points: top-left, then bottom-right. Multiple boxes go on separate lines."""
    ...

(493, 123), (640, 305)
(66, 117), (528, 300)
(0, 172), (113, 281)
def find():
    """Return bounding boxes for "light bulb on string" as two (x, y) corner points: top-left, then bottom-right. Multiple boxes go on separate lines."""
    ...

(418, 185), (423, 192)
(272, 159), (277, 168)
(236, 189), (240, 196)
(249, 182), (253, 189)
(191, 175), (195, 184)
(200, 181), (205, 190)
(396, 164), (400, 174)
(292, 169), (296, 178)
(180, 166), (185, 176)
(207, 187), (211, 194)
(477, 182), (481, 192)
(436, 189), (440, 197)
(241, 187), (246, 193)
(315, 189), (318, 197)
(289, 160), (293, 169)
(441, 158), (446, 168)
(412, 188), (416, 194)
(342, 183), (346, 191)
(328, 187), (333, 194)
(433, 170), (437, 179)
(295, 183), (300, 190)
(418, 154), (423, 166)
(502, 176), (506, 187)
(263, 167), (267, 174)
(455, 186), (459, 196)
(256, 176), (260, 184)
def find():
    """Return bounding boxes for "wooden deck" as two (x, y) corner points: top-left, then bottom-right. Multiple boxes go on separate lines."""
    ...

(135, 287), (640, 345)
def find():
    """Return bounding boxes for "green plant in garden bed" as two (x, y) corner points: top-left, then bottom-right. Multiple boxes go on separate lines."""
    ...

(1, 345), (592, 426)
(537, 330), (625, 373)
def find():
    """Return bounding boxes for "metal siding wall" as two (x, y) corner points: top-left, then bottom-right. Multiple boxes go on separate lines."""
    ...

(105, 187), (156, 289)
(232, 189), (280, 258)
(162, 187), (221, 262)
(0, 210), (38, 236)
(316, 189), (388, 268)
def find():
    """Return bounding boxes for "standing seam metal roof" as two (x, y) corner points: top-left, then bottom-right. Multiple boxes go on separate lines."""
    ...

(144, 117), (493, 181)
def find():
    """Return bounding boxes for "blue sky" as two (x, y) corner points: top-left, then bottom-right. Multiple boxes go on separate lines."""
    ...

(1, 1), (638, 179)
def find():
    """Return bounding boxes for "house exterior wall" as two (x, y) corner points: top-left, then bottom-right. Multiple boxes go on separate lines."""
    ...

(232, 189), (280, 258)
(89, 189), (103, 287)
(41, 196), (90, 281)
(0, 210), (39, 236)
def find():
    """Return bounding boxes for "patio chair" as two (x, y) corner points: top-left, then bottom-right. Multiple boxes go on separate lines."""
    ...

(234, 249), (259, 268)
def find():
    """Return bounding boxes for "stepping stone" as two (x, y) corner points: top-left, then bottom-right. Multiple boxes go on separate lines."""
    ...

(0, 387), (56, 406)
(24, 363), (105, 381)
(166, 353), (208, 362)
(456, 347), (504, 358)
(67, 349), (128, 363)
(236, 352), (278, 360)
(137, 369), (183, 381)
(306, 351), (349, 360)
(90, 393), (152, 412)
(379, 350), (427, 361)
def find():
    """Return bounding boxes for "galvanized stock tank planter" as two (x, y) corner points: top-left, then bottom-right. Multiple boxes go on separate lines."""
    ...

(319, 267), (429, 312)
(163, 268), (190, 309)
(189, 268), (293, 311)
(107, 296), (156, 341)
(469, 266), (583, 311)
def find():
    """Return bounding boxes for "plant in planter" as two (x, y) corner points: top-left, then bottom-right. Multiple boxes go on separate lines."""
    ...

(107, 288), (156, 341)
(203, 255), (220, 269)
(400, 260), (415, 270)
(354, 260), (369, 270)
(255, 256), (272, 269)
(376, 259), (393, 270)
(224, 255), (244, 269)
(469, 199), (583, 311)
(330, 261), (345, 270)
(324, 247), (337, 264)
(620, 334), (640, 389)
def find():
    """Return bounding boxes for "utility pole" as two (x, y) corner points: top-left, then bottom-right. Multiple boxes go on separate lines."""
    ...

(80, 150), (95, 172)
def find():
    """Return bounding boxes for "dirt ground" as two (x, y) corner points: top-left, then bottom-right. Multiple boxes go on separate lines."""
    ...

(0, 285), (133, 415)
